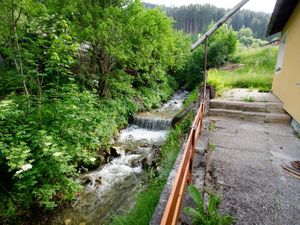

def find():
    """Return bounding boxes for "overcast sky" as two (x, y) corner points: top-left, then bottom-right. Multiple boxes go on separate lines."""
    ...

(142, 0), (277, 13)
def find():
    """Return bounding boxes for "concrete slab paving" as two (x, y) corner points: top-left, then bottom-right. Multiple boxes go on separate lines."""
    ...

(219, 89), (280, 102)
(182, 116), (300, 225)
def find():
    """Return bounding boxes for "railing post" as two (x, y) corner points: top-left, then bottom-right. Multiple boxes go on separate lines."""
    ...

(203, 36), (208, 108)
(160, 102), (204, 225)
(188, 126), (196, 184)
(159, 0), (250, 222)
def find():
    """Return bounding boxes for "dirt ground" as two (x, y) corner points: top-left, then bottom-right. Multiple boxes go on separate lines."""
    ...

(180, 116), (300, 225)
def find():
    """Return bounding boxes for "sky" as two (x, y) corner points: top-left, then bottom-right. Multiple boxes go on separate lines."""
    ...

(142, 0), (277, 13)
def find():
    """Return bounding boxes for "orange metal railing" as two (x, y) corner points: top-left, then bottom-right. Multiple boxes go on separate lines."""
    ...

(160, 102), (205, 225)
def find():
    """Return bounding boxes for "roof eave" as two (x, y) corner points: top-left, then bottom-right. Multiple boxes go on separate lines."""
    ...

(266, 0), (299, 36)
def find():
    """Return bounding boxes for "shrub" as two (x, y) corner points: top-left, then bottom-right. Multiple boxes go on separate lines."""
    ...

(175, 24), (237, 91)
(207, 46), (278, 94)
(184, 185), (233, 225)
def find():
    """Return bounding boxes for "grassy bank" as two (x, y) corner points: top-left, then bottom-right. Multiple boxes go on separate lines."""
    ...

(0, 78), (177, 223)
(109, 105), (195, 225)
(208, 46), (278, 94)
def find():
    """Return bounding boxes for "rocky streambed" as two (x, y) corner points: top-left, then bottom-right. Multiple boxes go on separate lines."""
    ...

(50, 91), (189, 225)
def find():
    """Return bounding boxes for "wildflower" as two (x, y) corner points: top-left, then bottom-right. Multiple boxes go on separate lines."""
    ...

(15, 170), (23, 175)
(21, 164), (32, 171)
(15, 163), (33, 176)
(53, 152), (63, 157)
(89, 157), (96, 162)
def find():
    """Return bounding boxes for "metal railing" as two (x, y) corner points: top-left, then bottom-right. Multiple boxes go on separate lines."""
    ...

(159, 1), (249, 223)
(160, 102), (204, 225)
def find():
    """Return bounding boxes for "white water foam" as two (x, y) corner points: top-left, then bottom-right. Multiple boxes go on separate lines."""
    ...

(51, 90), (189, 225)
(82, 153), (143, 194)
(119, 126), (169, 145)
(158, 90), (189, 113)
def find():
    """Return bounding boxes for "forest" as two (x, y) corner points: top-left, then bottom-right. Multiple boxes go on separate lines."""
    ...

(145, 3), (271, 39)
(0, 0), (255, 224)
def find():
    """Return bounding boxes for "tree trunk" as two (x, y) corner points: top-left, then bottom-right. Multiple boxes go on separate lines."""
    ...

(98, 73), (108, 97)
(11, 3), (29, 96)
(37, 75), (42, 122)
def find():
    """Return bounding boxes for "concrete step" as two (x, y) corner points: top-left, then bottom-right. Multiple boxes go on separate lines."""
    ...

(208, 108), (291, 124)
(210, 100), (286, 114)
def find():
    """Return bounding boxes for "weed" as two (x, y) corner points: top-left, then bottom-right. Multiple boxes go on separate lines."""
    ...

(184, 185), (233, 225)
(242, 96), (255, 102)
(208, 143), (216, 151)
(184, 87), (199, 107)
(209, 121), (216, 131)
(294, 131), (300, 140)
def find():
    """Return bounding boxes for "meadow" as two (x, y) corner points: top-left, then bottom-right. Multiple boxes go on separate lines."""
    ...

(208, 46), (278, 94)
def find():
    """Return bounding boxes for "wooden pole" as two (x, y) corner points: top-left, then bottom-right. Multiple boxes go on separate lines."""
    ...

(203, 36), (208, 104)
(191, 0), (249, 51)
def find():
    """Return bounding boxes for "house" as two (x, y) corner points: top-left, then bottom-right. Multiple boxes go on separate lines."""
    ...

(267, 0), (300, 132)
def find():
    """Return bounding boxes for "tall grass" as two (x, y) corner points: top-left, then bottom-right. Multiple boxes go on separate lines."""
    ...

(208, 46), (278, 93)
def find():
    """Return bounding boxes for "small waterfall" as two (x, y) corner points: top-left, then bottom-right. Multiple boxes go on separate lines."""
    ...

(132, 116), (172, 130)
(50, 90), (189, 225)
(131, 90), (189, 131)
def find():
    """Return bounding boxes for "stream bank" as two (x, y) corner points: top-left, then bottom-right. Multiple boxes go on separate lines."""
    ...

(109, 107), (195, 225)
(50, 91), (190, 225)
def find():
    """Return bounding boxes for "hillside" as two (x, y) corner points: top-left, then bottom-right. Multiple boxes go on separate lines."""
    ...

(144, 3), (271, 39)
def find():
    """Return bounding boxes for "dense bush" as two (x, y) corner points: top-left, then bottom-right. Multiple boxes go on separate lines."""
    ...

(237, 26), (268, 48)
(0, 0), (191, 223)
(0, 0), (238, 222)
(175, 24), (237, 90)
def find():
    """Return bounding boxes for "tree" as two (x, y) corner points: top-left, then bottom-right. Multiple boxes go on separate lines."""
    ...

(176, 24), (237, 90)
(0, 0), (29, 96)
(207, 24), (237, 68)
(163, 4), (270, 39)
(0, 1), (192, 223)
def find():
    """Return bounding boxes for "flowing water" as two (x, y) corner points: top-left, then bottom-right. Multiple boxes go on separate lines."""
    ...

(50, 91), (188, 225)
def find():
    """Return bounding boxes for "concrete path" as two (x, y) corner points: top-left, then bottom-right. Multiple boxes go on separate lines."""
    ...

(218, 88), (280, 102)
(186, 116), (300, 225)
(209, 88), (291, 124)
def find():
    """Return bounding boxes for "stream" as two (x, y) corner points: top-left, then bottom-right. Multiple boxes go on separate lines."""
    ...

(50, 91), (189, 225)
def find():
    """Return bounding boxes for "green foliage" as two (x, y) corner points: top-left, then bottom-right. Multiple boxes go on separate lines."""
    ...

(208, 143), (216, 151)
(207, 24), (237, 69)
(208, 121), (216, 131)
(175, 45), (205, 90)
(65, 0), (191, 96)
(109, 105), (195, 225)
(294, 131), (300, 140)
(0, 1), (243, 224)
(242, 96), (255, 102)
(0, 0), (192, 223)
(175, 24), (237, 90)
(235, 46), (277, 72)
(237, 26), (268, 48)
(184, 185), (233, 225)
(208, 46), (278, 94)
(164, 4), (271, 39)
(184, 87), (199, 107)
(206, 72), (225, 94)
